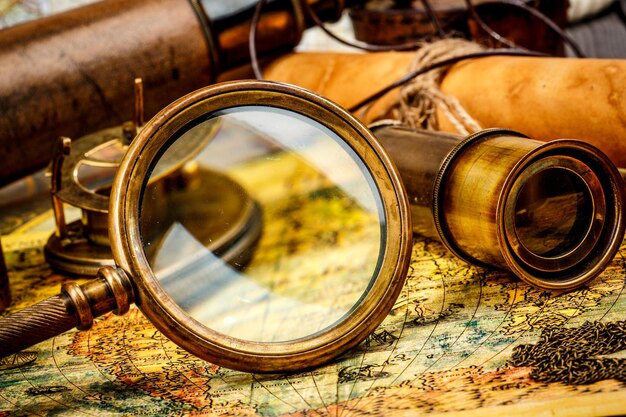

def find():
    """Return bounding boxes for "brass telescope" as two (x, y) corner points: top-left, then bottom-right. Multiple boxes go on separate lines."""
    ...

(371, 122), (626, 291)
(0, 0), (358, 185)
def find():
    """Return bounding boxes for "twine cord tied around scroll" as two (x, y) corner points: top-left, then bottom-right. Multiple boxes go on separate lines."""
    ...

(390, 38), (485, 136)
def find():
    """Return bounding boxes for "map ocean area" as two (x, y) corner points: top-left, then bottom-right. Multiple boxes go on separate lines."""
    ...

(1, 204), (625, 416)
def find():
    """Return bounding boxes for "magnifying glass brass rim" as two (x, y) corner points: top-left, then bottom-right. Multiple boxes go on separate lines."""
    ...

(109, 80), (413, 372)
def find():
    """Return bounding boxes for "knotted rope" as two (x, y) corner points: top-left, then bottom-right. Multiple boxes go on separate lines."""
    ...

(388, 38), (485, 136)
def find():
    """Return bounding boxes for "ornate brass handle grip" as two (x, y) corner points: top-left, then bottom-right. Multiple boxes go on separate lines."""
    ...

(0, 266), (133, 358)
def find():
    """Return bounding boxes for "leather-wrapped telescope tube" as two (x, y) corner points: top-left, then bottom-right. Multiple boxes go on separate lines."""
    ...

(0, 0), (356, 185)
(371, 121), (626, 291)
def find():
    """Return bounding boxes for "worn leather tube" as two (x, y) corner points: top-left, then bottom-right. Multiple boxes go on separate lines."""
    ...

(0, 0), (351, 185)
(0, 0), (211, 185)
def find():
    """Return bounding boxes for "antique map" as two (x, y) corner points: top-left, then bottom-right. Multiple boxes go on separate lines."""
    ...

(1, 1), (626, 416)
(1, 191), (625, 416)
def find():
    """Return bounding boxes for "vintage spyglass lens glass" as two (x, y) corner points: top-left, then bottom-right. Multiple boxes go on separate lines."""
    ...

(514, 168), (593, 257)
(139, 106), (385, 343)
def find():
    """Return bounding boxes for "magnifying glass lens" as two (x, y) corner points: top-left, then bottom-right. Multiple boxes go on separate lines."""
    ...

(140, 106), (385, 343)
(514, 168), (593, 258)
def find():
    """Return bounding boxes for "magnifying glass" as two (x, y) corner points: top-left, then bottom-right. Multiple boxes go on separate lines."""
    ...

(0, 81), (413, 373)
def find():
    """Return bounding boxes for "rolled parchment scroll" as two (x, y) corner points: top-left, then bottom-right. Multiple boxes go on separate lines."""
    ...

(264, 52), (409, 121)
(264, 52), (626, 168)
(439, 56), (626, 168)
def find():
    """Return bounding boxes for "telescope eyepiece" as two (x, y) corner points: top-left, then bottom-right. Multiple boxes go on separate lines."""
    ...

(512, 166), (594, 259)
(433, 131), (625, 291)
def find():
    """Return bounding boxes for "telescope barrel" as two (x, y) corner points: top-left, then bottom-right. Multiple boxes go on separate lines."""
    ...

(0, 0), (354, 185)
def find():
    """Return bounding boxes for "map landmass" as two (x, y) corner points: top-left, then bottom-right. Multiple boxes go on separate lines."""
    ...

(1, 212), (625, 416)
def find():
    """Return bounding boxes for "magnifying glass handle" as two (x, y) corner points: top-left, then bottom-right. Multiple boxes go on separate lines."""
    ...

(0, 295), (76, 356)
(0, 266), (133, 358)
